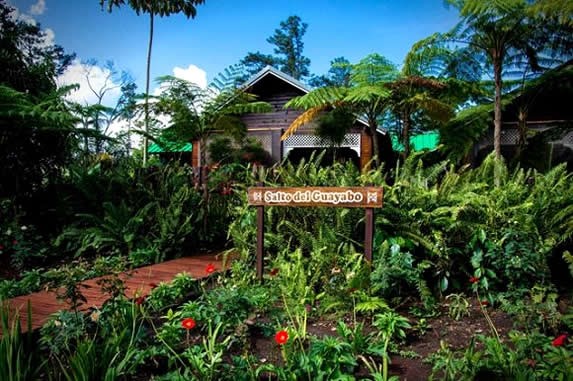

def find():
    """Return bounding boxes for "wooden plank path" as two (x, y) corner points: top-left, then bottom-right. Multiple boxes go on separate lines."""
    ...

(5, 253), (228, 332)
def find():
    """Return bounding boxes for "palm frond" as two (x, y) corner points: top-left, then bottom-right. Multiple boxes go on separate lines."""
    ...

(285, 87), (346, 110)
(409, 94), (454, 122)
(530, 0), (573, 26)
(345, 85), (390, 104)
(281, 105), (328, 140)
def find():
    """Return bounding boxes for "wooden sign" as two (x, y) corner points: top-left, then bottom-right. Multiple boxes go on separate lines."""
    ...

(249, 185), (383, 280)
(247, 187), (383, 208)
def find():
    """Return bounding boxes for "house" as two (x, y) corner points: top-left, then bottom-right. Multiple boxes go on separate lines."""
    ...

(191, 66), (387, 169)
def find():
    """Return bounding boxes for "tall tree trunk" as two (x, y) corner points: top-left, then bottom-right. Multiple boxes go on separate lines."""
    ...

(126, 121), (132, 155)
(369, 118), (380, 168)
(493, 56), (503, 160)
(403, 111), (411, 158)
(514, 108), (528, 162)
(142, 11), (154, 167)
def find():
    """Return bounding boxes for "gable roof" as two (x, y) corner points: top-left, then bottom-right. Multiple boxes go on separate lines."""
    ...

(241, 66), (380, 133)
(242, 65), (309, 93)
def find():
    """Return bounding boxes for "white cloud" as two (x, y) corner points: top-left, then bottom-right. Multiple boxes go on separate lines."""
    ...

(7, 3), (36, 25)
(41, 28), (55, 47)
(56, 60), (122, 106)
(151, 64), (208, 98)
(173, 64), (208, 88)
(29, 0), (46, 16)
(6, 1), (54, 45)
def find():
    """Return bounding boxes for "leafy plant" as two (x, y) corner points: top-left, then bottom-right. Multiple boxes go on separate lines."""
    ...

(0, 302), (45, 381)
(55, 326), (141, 381)
(429, 330), (573, 381)
(445, 293), (470, 321)
(258, 334), (357, 380)
(372, 311), (412, 381)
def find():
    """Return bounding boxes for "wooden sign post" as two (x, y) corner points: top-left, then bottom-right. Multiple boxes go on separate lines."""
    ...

(247, 186), (383, 280)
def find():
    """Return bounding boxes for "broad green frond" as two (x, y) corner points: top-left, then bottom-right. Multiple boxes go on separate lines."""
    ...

(409, 94), (454, 122)
(404, 35), (453, 77)
(351, 54), (398, 85)
(345, 85), (390, 104)
(446, 0), (527, 17)
(285, 87), (346, 110)
(531, 0), (573, 26)
(439, 103), (492, 161)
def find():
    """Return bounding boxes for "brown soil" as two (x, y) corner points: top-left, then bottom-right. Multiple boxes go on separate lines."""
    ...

(244, 300), (513, 381)
(396, 301), (513, 380)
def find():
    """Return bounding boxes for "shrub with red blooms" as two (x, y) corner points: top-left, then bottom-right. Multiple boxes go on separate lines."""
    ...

(220, 185), (233, 196)
(182, 318), (196, 330)
(269, 268), (279, 276)
(552, 334), (567, 347)
(275, 330), (288, 345)
(206, 263), (216, 274)
(469, 276), (479, 284)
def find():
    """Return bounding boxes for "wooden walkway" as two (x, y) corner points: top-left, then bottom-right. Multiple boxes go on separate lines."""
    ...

(5, 253), (228, 332)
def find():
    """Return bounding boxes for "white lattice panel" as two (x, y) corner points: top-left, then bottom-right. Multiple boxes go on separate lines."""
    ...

(283, 133), (361, 158)
(248, 133), (273, 153)
(501, 129), (520, 145)
(284, 133), (360, 148)
(562, 131), (573, 147)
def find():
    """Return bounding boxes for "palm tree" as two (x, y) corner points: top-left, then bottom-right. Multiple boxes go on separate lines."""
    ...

(283, 53), (397, 167)
(440, 0), (573, 159)
(99, 0), (205, 166)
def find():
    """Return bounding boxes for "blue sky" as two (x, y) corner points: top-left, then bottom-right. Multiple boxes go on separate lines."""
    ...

(10, 0), (461, 97)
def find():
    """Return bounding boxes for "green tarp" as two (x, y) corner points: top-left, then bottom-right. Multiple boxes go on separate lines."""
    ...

(392, 132), (439, 152)
(148, 141), (192, 154)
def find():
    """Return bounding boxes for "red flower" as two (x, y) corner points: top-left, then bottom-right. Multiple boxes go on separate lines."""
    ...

(182, 318), (196, 330)
(552, 334), (567, 347)
(269, 268), (279, 276)
(469, 276), (479, 284)
(206, 263), (216, 274)
(134, 296), (145, 305)
(274, 330), (288, 345)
